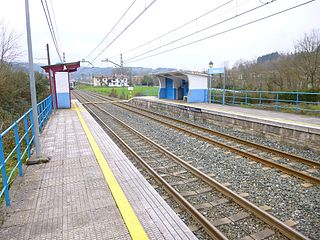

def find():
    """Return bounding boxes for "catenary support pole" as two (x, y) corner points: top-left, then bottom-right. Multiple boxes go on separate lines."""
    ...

(46, 44), (56, 109)
(25, 0), (41, 158)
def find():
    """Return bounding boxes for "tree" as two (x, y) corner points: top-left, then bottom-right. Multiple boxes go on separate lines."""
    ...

(0, 22), (21, 65)
(141, 75), (155, 86)
(294, 29), (320, 89)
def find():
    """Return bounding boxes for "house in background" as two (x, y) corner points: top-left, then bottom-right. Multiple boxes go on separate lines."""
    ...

(92, 74), (128, 87)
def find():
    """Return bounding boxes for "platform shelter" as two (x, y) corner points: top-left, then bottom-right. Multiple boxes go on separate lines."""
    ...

(42, 61), (80, 109)
(156, 71), (210, 103)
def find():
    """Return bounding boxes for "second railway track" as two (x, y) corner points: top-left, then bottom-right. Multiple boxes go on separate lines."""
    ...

(76, 90), (320, 184)
(73, 90), (318, 240)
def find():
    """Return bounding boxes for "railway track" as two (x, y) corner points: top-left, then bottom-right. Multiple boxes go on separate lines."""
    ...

(75, 90), (320, 185)
(73, 90), (312, 240)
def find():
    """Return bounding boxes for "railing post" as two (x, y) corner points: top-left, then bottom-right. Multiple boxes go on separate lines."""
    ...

(43, 101), (47, 124)
(276, 93), (279, 112)
(245, 92), (248, 105)
(30, 111), (35, 143)
(14, 123), (23, 177)
(43, 101), (46, 122)
(0, 136), (11, 206)
(23, 114), (31, 158)
(296, 93), (299, 113)
(212, 91), (215, 104)
(49, 96), (53, 115)
(259, 92), (262, 109)
(37, 105), (41, 131)
(222, 89), (225, 105)
(232, 90), (235, 105)
(40, 103), (43, 131)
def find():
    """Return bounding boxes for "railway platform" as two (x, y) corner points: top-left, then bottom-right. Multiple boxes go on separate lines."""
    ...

(0, 100), (197, 240)
(131, 96), (320, 151)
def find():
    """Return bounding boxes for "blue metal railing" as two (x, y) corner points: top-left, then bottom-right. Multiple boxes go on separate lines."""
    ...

(0, 95), (52, 206)
(210, 89), (320, 113)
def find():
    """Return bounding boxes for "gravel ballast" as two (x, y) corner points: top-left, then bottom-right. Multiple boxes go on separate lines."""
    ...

(96, 102), (320, 240)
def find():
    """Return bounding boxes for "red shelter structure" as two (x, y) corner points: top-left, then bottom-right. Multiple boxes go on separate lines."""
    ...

(42, 61), (80, 109)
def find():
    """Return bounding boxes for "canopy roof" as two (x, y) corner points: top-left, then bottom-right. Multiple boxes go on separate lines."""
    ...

(154, 70), (207, 79)
(41, 61), (80, 73)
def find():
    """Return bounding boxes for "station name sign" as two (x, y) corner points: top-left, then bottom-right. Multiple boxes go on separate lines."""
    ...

(208, 67), (225, 75)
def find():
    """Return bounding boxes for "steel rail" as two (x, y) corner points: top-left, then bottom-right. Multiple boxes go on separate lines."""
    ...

(76, 90), (319, 183)
(76, 92), (310, 240)
(79, 90), (319, 168)
(108, 101), (320, 184)
(77, 99), (228, 240)
(121, 102), (320, 168)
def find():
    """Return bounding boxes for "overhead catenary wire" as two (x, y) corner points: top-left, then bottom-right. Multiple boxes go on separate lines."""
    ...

(42, 0), (62, 61)
(89, 0), (158, 64)
(108, 0), (255, 61)
(125, 0), (315, 64)
(85, 0), (137, 60)
(41, 0), (62, 62)
(116, 0), (234, 58)
(49, 0), (62, 55)
(125, 0), (276, 63)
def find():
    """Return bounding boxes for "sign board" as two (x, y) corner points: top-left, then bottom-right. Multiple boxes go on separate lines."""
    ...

(56, 72), (69, 92)
(208, 67), (225, 75)
(128, 86), (134, 91)
(55, 72), (70, 108)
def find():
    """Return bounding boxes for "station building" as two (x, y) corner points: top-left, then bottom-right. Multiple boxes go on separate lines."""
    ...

(155, 70), (209, 103)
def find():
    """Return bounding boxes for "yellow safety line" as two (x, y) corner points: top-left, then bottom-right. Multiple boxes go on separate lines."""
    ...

(73, 102), (148, 240)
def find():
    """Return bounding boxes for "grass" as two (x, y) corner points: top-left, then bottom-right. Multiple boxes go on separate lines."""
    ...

(77, 84), (159, 99)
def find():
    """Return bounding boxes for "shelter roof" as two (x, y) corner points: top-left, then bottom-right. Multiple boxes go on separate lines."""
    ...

(153, 70), (208, 79)
(41, 61), (80, 73)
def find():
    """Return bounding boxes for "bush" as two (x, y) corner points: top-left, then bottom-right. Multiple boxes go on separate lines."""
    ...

(0, 65), (49, 130)
(109, 88), (118, 98)
(119, 90), (126, 99)
(134, 91), (144, 97)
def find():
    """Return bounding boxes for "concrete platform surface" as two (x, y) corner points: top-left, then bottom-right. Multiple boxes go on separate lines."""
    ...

(136, 96), (320, 131)
(0, 100), (197, 240)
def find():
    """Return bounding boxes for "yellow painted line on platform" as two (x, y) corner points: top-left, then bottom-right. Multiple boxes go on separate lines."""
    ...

(73, 102), (148, 240)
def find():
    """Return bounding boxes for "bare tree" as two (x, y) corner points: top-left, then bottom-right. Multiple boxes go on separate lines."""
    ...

(0, 22), (22, 65)
(294, 29), (320, 89)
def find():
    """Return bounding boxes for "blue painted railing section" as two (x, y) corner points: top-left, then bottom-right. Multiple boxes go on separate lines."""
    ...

(0, 95), (52, 206)
(210, 89), (320, 113)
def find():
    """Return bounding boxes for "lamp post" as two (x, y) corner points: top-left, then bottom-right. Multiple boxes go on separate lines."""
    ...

(25, 0), (41, 158)
(208, 61), (213, 103)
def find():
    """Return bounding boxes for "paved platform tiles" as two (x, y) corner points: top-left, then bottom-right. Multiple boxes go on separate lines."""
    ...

(0, 100), (197, 240)
(137, 96), (320, 130)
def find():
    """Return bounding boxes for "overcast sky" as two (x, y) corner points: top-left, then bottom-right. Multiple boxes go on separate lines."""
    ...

(0, 0), (319, 70)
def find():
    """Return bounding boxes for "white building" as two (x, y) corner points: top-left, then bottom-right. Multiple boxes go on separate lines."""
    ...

(92, 75), (128, 87)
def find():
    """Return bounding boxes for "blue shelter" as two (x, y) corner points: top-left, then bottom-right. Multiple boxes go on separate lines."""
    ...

(156, 71), (209, 103)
